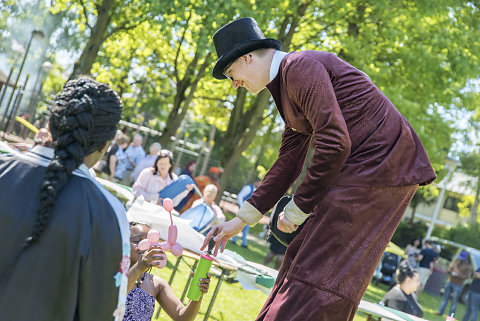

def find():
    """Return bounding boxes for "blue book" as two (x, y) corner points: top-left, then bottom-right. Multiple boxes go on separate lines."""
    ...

(181, 204), (215, 232)
(158, 175), (194, 199)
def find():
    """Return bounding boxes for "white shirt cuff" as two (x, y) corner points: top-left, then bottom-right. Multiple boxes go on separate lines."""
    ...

(236, 201), (263, 226)
(284, 198), (311, 225)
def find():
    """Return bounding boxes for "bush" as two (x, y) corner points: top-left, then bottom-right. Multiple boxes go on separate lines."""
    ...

(433, 224), (480, 249)
(391, 220), (428, 248)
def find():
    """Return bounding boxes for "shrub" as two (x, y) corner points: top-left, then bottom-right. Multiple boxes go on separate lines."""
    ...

(391, 220), (428, 248)
(433, 224), (480, 249)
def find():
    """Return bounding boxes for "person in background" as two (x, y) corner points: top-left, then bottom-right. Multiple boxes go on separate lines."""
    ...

(175, 161), (198, 212)
(382, 261), (423, 318)
(191, 184), (226, 226)
(263, 236), (287, 270)
(180, 166), (223, 213)
(108, 134), (130, 183)
(462, 266), (480, 321)
(125, 222), (210, 321)
(182, 160), (197, 178)
(405, 237), (422, 269)
(416, 240), (438, 294)
(436, 250), (472, 317)
(132, 150), (192, 206)
(232, 177), (261, 248)
(125, 133), (146, 184)
(131, 142), (161, 182)
(33, 127), (53, 147)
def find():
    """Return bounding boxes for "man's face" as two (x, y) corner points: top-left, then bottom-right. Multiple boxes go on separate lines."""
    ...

(224, 54), (264, 94)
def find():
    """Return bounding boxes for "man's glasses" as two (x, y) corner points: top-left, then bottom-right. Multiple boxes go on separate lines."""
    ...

(223, 61), (233, 80)
(223, 70), (233, 80)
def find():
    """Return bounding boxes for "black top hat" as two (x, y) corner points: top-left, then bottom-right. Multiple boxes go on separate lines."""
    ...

(212, 17), (282, 80)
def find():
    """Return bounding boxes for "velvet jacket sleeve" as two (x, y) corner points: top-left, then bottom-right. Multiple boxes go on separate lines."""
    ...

(285, 57), (351, 214)
(247, 127), (311, 215)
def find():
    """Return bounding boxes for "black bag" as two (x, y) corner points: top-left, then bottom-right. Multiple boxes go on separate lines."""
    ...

(266, 195), (308, 247)
(381, 252), (399, 276)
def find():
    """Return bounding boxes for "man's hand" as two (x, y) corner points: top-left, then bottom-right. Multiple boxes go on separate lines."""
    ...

(277, 212), (299, 233)
(201, 217), (247, 256)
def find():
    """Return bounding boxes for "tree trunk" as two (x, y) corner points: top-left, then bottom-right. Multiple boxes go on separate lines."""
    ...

(217, 99), (267, 201)
(410, 203), (418, 224)
(69, 0), (116, 80)
(159, 52), (211, 148)
(470, 178), (480, 225)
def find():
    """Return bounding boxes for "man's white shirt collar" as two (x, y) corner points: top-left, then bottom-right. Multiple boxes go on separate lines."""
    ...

(269, 51), (288, 82)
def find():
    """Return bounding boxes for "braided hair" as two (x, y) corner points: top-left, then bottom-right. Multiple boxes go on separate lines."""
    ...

(5, 77), (122, 277)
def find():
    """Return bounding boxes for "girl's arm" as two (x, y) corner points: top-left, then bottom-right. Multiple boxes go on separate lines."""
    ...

(127, 246), (165, 292)
(154, 274), (210, 321)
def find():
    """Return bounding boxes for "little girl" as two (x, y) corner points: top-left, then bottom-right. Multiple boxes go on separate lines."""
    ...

(125, 222), (210, 321)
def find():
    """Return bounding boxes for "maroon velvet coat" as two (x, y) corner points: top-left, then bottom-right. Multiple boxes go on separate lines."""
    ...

(249, 51), (436, 321)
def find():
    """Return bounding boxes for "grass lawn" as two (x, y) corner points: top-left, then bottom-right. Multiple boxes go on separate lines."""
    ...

(151, 239), (270, 321)
(150, 228), (466, 321)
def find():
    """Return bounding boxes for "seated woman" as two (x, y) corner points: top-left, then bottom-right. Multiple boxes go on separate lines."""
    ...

(125, 222), (210, 321)
(382, 260), (423, 318)
(132, 150), (192, 205)
(191, 184), (226, 225)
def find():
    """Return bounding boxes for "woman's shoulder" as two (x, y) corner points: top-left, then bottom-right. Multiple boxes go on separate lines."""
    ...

(140, 167), (155, 176)
(384, 286), (405, 300)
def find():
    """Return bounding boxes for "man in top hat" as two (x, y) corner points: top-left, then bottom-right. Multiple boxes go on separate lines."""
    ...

(436, 250), (472, 317)
(202, 17), (436, 321)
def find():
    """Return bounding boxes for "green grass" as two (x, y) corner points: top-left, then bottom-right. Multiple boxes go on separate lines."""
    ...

(150, 232), (467, 321)
(151, 239), (270, 321)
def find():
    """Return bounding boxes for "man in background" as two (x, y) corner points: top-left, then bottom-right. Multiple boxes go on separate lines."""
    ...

(232, 178), (261, 248)
(417, 240), (439, 294)
(436, 250), (472, 317)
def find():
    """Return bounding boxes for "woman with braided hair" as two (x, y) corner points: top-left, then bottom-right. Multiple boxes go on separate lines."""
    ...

(0, 77), (130, 321)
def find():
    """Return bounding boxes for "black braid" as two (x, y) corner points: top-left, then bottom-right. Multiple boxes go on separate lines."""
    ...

(3, 77), (122, 277)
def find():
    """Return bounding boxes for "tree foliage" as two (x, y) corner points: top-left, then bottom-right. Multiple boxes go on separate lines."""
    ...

(4, 0), (479, 198)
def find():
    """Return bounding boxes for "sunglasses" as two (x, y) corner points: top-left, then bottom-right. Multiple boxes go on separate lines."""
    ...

(158, 149), (173, 158)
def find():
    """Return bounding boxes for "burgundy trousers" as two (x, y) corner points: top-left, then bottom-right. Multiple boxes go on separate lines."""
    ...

(256, 185), (418, 321)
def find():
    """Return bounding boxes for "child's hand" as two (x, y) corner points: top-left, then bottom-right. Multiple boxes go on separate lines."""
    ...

(139, 244), (166, 270)
(190, 271), (211, 295)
